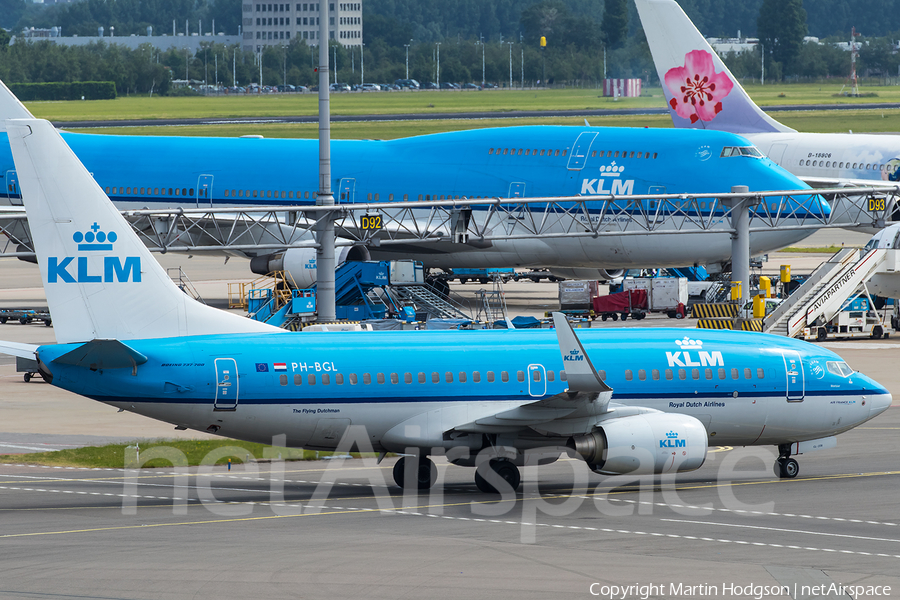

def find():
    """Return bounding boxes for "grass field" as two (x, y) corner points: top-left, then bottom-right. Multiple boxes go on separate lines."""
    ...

(67, 108), (900, 139)
(0, 439), (368, 468)
(27, 81), (900, 124)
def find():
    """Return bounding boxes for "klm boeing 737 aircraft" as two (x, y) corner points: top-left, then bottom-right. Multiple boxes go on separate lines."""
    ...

(0, 80), (825, 282)
(0, 118), (889, 491)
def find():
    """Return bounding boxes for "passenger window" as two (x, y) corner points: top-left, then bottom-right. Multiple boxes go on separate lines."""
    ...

(547, 371), (554, 382)
(744, 368), (751, 379)
(322, 373), (330, 385)
(692, 369), (700, 380)
(294, 374), (302, 385)
(363, 373), (372, 385)
(629, 152), (634, 158)
(625, 370), (633, 381)
(390, 373), (398, 384)
(404, 373), (412, 384)
(731, 368), (739, 379)
(540, 149), (546, 156)
(718, 368), (726, 380)
(638, 369), (646, 381)
(517, 371), (525, 382)
(705, 368), (712, 380)
(154, 188), (160, 195)
(560, 372), (567, 381)
(562, 150), (567, 156)
(432, 372), (439, 383)
(459, 372), (467, 383)
(591, 151), (597, 157)
(349, 373), (358, 385)
(487, 371), (495, 382)
(757, 368), (765, 379)
(665, 369), (673, 380)
(307, 374), (316, 385)
(375, 373), (384, 384)
(501, 371), (509, 382)
(445, 372), (454, 383)
(473, 371), (481, 383)
(554, 150), (560, 156)
(489, 148), (494, 154)
(335, 373), (344, 385)
(418, 372), (426, 383)
(517, 149), (523, 155)
(280, 374), (288, 386)
(652, 369), (660, 380)
(531, 370), (540, 382)
(679, 369), (686, 380)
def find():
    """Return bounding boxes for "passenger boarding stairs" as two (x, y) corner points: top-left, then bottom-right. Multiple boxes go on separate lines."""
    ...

(764, 248), (892, 338)
(388, 284), (471, 320)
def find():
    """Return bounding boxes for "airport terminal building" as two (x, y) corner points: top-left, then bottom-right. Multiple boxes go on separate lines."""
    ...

(241, 1), (362, 52)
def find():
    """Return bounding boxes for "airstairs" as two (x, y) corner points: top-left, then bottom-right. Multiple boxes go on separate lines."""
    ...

(764, 248), (893, 338)
(388, 284), (471, 321)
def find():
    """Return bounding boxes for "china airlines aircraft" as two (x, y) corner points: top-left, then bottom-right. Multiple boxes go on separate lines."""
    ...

(636, 0), (900, 190)
(0, 118), (889, 491)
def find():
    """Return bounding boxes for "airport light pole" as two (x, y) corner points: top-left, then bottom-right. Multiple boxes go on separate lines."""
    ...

(404, 42), (411, 80)
(508, 42), (513, 89)
(436, 42), (441, 88)
(476, 36), (484, 86)
(316, 3), (336, 322)
(361, 42), (364, 87)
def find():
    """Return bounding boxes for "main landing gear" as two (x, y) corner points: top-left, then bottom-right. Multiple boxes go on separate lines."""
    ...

(392, 456), (437, 490)
(391, 455), (523, 493)
(774, 445), (799, 479)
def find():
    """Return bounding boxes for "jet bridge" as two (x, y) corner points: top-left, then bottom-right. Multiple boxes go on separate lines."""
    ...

(764, 247), (898, 338)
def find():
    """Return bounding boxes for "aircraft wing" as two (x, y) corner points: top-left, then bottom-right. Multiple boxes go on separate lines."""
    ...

(450, 313), (621, 436)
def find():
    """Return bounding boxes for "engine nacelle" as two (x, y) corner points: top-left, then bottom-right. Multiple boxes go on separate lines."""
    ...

(548, 268), (626, 282)
(249, 245), (371, 288)
(568, 413), (708, 475)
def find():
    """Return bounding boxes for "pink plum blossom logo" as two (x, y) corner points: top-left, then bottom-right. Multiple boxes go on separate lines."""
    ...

(664, 49), (734, 124)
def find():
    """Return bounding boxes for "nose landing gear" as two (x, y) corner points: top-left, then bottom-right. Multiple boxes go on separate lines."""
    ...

(774, 444), (799, 479)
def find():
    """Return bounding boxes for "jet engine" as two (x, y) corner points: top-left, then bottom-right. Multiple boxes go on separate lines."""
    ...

(249, 245), (371, 288)
(567, 412), (707, 475)
(548, 268), (626, 282)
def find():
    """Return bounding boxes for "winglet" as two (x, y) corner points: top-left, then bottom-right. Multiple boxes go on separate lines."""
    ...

(0, 78), (35, 131)
(551, 312), (612, 393)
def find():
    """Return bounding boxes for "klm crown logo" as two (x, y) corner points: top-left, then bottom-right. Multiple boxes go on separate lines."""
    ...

(675, 337), (703, 349)
(660, 430), (686, 449)
(47, 222), (141, 284)
(73, 222), (117, 251)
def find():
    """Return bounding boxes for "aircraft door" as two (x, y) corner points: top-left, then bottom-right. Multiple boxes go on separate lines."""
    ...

(782, 350), (804, 402)
(508, 182), (526, 198)
(214, 358), (239, 410)
(566, 132), (598, 170)
(5, 171), (21, 206)
(339, 178), (356, 202)
(527, 364), (546, 397)
(768, 144), (788, 167)
(196, 175), (214, 208)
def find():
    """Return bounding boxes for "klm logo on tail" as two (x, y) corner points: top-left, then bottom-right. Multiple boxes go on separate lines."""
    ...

(47, 222), (141, 283)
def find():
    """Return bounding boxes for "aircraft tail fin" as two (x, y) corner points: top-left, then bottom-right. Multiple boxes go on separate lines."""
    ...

(6, 118), (283, 344)
(634, 0), (794, 134)
(0, 79), (35, 131)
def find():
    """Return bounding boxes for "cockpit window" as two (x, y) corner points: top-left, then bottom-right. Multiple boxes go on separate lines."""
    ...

(721, 146), (763, 158)
(864, 238), (878, 251)
(826, 361), (854, 377)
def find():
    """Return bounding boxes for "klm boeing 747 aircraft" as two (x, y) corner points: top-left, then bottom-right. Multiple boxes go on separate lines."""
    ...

(0, 118), (888, 491)
(0, 80), (826, 282)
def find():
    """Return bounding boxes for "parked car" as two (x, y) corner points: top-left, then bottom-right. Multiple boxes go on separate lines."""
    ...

(440, 82), (460, 89)
(295, 85), (309, 92)
(421, 81), (438, 89)
(481, 82), (498, 89)
(462, 82), (480, 90)
(329, 82), (351, 92)
(394, 78), (420, 89)
(361, 83), (381, 91)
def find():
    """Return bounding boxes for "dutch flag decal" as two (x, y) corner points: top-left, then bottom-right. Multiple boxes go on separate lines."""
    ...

(274, 363), (287, 372)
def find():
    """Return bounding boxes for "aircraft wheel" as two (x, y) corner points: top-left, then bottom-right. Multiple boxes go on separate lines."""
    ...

(816, 327), (827, 341)
(774, 457), (799, 479)
(474, 459), (521, 494)
(392, 456), (437, 490)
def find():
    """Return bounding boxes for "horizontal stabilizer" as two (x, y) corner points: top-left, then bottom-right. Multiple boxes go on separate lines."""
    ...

(551, 312), (612, 394)
(52, 339), (148, 371)
(0, 340), (38, 360)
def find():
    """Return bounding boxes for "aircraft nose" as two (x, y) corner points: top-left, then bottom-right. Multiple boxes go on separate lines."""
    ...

(869, 391), (893, 418)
